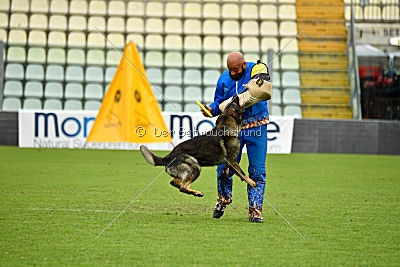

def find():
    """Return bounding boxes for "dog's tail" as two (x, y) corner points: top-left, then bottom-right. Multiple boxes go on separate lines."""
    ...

(140, 145), (169, 166)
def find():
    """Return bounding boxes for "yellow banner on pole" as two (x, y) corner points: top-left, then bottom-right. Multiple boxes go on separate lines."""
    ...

(87, 42), (171, 143)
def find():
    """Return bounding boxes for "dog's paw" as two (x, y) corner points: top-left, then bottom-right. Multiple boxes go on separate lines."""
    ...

(194, 191), (204, 197)
(248, 179), (256, 187)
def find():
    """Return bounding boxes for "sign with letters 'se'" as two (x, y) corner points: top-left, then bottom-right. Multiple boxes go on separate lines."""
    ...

(19, 110), (295, 154)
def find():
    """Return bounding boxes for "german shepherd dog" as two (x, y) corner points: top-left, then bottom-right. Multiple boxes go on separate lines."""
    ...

(140, 96), (256, 197)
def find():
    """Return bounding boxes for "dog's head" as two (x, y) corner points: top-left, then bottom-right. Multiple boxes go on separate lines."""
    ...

(216, 95), (243, 128)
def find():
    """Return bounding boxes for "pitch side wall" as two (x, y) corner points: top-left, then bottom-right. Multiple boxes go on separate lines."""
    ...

(1, 111), (399, 155)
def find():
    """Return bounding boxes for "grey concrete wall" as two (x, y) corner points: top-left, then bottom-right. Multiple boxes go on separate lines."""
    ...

(0, 111), (18, 146)
(292, 119), (400, 155)
(0, 111), (399, 155)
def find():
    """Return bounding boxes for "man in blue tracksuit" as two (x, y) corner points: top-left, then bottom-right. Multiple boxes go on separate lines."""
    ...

(201, 52), (269, 223)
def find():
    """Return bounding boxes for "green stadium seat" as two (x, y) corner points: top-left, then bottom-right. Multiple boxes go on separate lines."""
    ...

(23, 98), (42, 110)
(280, 21), (297, 36)
(165, 51), (183, 68)
(272, 89), (282, 104)
(108, 1), (125, 16)
(50, 0), (68, 14)
(85, 84), (103, 100)
(184, 52), (202, 68)
(27, 47), (46, 63)
(88, 16), (106, 32)
(48, 31), (66, 47)
(184, 103), (199, 112)
(203, 3), (220, 19)
(283, 88), (301, 104)
(144, 34), (163, 50)
(164, 86), (183, 102)
(105, 66), (117, 83)
(45, 65), (64, 81)
(261, 21), (278, 36)
(184, 69), (202, 85)
(222, 20), (240, 36)
(107, 17), (124, 33)
(44, 82), (63, 99)
(146, 2), (163, 17)
(89, 0), (106, 16)
(165, 35), (183, 51)
(26, 64), (44, 81)
(85, 66), (103, 83)
(127, 1), (144, 16)
(146, 18), (163, 34)
(260, 4), (277, 20)
(183, 19), (201, 35)
(65, 83), (83, 99)
(86, 49), (105, 66)
(203, 36), (221, 52)
(65, 66), (84, 82)
(64, 100), (83, 110)
(165, 19), (182, 34)
(84, 100), (101, 111)
(4, 81), (23, 97)
(24, 81), (43, 98)
(164, 102), (182, 112)
(7, 46), (26, 62)
(106, 34), (124, 49)
(184, 86), (202, 102)
(0, 0), (9, 12)
(183, 3), (201, 18)
(203, 87), (215, 102)
(241, 20), (259, 36)
(203, 19), (220, 35)
(69, 0), (88, 15)
(282, 71), (300, 87)
(146, 68), (163, 85)
(281, 54), (299, 70)
(184, 36), (202, 51)
(8, 30), (27, 45)
(283, 105), (302, 117)
(152, 86), (163, 101)
(69, 16), (86, 32)
(164, 69), (182, 85)
(271, 105), (282, 116)
(105, 50), (121, 66)
(43, 99), (62, 110)
(9, 13), (28, 29)
(203, 70), (220, 86)
(48, 15), (67, 31)
(222, 37), (241, 52)
(242, 37), (260, 53)
(203, 53), (221, 69)
(2, 97), (21, 111)
(47, 48), (66, 64)
(29, 14), (47, 30)
(145, 51), (163, 67)
(67, 49), (85, 65)
(166, 2), (182, 17)
(222, 3), (239, 19)
(5, 63), (24, 80)
(11, 0), (29, 12)
(87, 32), (105, 48)
(241, 4), (258, 19)
(28, 30), (46, 46)
(126, 18), (144, 33)
(272, 72), (281, 87)
(279, 4), (296, 20)
(0, 13), (8, 28)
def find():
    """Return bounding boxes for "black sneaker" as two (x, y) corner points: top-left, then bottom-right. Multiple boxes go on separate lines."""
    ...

(250, 217), (263, 223)
(213, 202), (226, 219)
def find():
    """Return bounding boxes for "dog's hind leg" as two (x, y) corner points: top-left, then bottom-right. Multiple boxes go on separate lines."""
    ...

(170, 178), (181, 189)
(179, 157), (203, 197)
(179, 171), (203, 197)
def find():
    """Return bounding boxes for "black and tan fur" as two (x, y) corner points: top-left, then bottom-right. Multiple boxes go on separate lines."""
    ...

(140, 97), (256, 197)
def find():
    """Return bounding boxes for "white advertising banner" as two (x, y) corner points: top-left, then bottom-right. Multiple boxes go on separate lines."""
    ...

(18, 110), (294, 154)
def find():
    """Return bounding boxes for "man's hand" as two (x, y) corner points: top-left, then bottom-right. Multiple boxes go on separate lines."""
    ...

(200, 105), (213, 117)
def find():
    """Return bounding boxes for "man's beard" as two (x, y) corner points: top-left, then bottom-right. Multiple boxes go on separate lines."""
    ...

(229, 65), (245, 81)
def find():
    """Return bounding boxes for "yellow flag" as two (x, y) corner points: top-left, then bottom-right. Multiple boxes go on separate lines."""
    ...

(87, 42), (171, 143)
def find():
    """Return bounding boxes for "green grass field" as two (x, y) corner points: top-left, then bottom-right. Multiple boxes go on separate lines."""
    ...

(1, 146), (399, 266)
